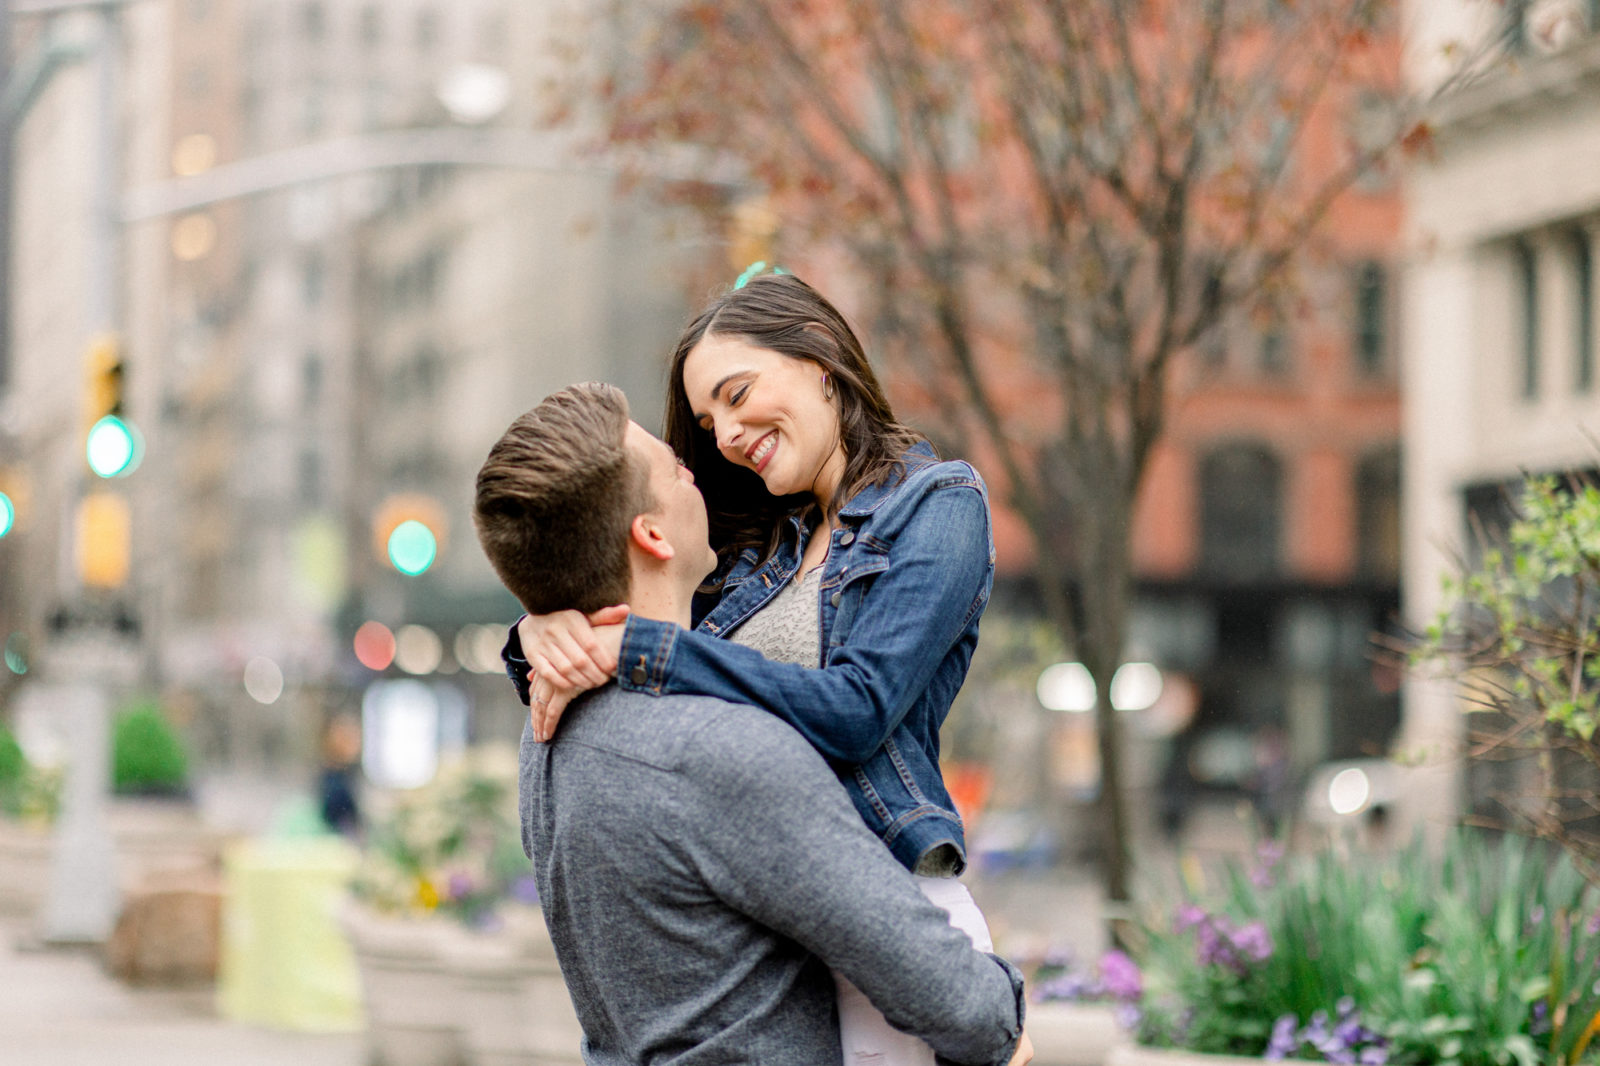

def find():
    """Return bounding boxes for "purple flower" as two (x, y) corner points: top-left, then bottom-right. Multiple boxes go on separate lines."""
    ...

(1359, 1047), (1389, 1065)
(1336, 996), (1356, 1019)
(1265, 1014), (1300, 1060)
(1114, 1003), (1142, 1031)
(1099, 950), (1142, 1001)
(1233, 920), (1274, 962)
(510, 874), (540, 905)
(447, 872), (475, 900)
(1175, 904), (1207, 932)
(1529, 905), (1546, 927)
(1531, 1000), (1551, 1036)
(1250, 865), (1275, 889)
(1586, 911), (1600, 936)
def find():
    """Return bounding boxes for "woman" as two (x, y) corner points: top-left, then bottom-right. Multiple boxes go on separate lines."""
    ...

(506, 272), (999, 1064)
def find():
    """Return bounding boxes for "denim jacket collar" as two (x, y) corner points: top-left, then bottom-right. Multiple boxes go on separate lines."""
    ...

(836, 441), (939, 519)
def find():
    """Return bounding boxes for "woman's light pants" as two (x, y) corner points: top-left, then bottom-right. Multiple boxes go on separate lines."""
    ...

(834, 877), (994, 1066)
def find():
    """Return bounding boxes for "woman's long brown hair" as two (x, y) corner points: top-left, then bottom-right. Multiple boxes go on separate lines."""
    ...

(664, 273), (929, 570)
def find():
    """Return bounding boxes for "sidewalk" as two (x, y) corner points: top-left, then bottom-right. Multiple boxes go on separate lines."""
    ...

(0, 919), (364, 1066)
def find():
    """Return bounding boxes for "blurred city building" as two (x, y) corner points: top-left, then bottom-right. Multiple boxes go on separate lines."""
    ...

(951, 44), (1409, 843)
(1, 0), (712, 786)
(1400, 0), (1600, 831)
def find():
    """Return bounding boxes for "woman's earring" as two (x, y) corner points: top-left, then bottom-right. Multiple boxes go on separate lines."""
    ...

(822, 373), (835, 400)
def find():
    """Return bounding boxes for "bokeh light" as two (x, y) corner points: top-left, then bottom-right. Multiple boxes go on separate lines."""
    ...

(394, 624), (443, 675)
(1036, 662), (1095, 712)
(0, 492), (13, 537)
(4, 633), (27, 676)
(1328, 767), (1372, 816)
(243, 656), (284, 705)
(353, 620), (397, 671)
(86, 416), (140, 478)
(386, 519), (437, 576)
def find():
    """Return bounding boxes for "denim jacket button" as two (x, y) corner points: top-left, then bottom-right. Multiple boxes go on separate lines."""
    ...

(629, 664), (648, 685)
(839, 531), (856, 546)
(829, 590), (842, 608)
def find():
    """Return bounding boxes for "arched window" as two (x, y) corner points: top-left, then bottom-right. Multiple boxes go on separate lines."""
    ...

(1200, 444), (1282, 580)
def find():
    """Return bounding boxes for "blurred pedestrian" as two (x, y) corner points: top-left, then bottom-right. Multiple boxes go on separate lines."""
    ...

(316, 712), (361, 838)
(475, 383), (1029, 1065)
(502, 272), (1007, 1065)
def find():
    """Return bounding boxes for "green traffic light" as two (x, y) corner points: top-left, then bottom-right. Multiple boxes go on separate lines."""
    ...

(0, 492), (12, 537)
(87, 415), (140, 478)
(387, 519), (437, 576)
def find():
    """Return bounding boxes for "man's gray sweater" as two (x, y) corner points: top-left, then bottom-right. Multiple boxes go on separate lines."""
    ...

(518, 685), (1025, 1066)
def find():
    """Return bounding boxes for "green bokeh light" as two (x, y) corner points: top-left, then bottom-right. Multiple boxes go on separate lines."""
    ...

(86, 416), (140, 478)
(0, 492), (12, 538)
(4, 633), (27, 676)
(387, 519), (437, 576)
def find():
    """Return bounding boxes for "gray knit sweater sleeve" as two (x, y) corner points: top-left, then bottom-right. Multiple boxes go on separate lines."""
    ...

(669, 705), (1026, 1065)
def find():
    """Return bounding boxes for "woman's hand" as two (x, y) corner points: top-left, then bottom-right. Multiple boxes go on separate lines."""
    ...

(521, 605), (629, 742)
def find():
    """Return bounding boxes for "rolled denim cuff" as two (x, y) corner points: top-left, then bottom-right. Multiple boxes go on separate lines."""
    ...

(615, 615), (680, 695)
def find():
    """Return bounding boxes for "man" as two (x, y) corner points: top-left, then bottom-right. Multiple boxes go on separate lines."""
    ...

(474, 383), (1029, 1066)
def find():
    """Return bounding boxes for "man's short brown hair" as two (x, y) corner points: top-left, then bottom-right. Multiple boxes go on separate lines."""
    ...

(473, 382), (654, 614)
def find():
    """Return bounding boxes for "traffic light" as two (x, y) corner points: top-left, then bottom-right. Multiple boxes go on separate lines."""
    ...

(83, 335), (140, 478)
(84, 334), (123, 424)
(76, 489), (131, 589)
(372, 494), (446, 577)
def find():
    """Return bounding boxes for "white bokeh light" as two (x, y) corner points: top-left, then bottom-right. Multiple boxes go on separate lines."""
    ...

(243, 656), (284, 705)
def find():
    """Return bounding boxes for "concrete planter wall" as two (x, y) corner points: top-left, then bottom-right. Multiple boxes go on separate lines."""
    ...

(1107, 1045), (1269, 1066)
(1028, 1001), (1131, 1066)
(0, 799), (222, 921)
(341, 902), (583, 1066)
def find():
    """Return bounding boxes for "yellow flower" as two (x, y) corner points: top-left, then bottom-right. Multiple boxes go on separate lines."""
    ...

(415, 877), (440, 910)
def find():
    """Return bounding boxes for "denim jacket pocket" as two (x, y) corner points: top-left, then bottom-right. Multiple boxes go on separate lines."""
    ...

(824, 552), (889, 646)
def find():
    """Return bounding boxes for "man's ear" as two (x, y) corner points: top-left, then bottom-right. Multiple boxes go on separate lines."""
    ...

(630, 513), (675, 562)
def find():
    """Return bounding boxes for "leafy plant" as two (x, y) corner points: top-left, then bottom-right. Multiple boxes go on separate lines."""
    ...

(351, 745), (536, 926)
(111, 700), (190, 796)
(1129, 832), (1600, 1065)
(1412, 473), (1600, 885)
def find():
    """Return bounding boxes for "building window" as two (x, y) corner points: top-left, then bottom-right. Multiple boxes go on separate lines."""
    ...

(1353, 261), (1387, 375)
(301, 1), (325, 41)
(1356, 448), (1401, 581)
(302, 252), (325, 307)
(298, 449), (322, 504)
(1258, 313), (1290, 376)
(416, 8), (440, 50)
(1200, 443), (1282, 581)
(360, 4), (382, 46)
(1515, 239), (1540, 399)
(1573, 228), (1594, 393)
(303, 351), (323, 406)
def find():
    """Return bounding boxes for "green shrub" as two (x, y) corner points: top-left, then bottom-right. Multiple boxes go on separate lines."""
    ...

(0, 722), (26, 815)
(112, 701), (189, 796)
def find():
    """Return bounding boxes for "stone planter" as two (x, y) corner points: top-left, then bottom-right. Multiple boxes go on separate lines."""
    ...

(442, 908), (583, 1066)
(342, 901), (586, 1066)
(0, 819), (53, 917)
(1107, 1045), (1268, 1066)
(340, 903), (467, 1066)
(0, 799), (222, 922)
(1029, 1001), (1131, 1066)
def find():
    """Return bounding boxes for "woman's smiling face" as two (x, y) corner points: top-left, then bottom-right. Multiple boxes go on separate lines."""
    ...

(681, 333), (846, 504)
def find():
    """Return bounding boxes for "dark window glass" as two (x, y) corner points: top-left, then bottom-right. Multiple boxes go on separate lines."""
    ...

(1356, 448), (1401, 580)
(1354, 261), (1387, 375)
(1573, 229), (1594, 393)
(1515, 239), (1540, 399)
(1200, 444), (1283, 580)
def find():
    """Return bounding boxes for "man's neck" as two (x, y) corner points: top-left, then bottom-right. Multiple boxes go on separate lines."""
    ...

(624, 568), (695, 630)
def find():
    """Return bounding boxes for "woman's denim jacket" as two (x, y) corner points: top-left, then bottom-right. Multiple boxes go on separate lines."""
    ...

(505, 443), (994, 874)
